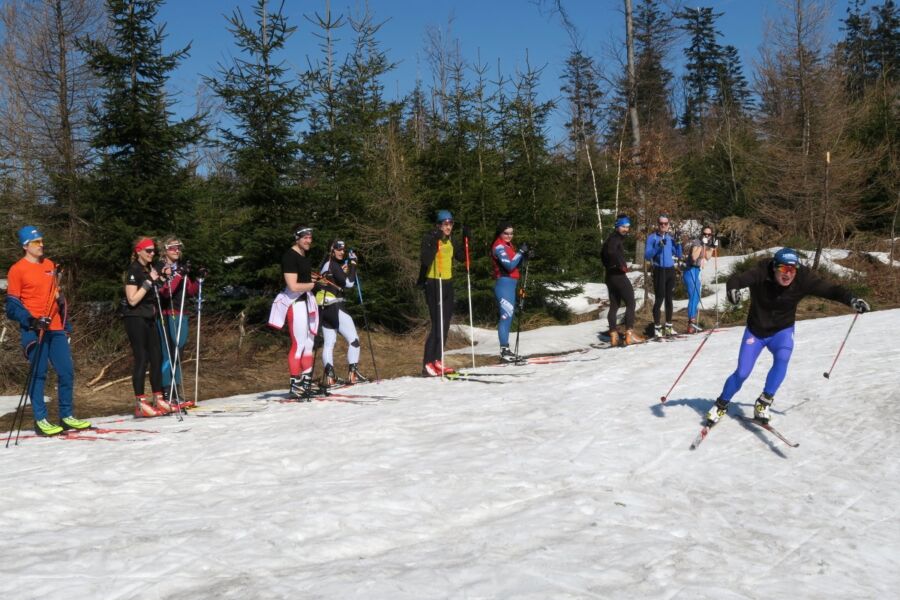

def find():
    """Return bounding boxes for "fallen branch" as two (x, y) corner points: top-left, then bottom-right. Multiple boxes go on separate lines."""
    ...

(89, 357), (200, 393)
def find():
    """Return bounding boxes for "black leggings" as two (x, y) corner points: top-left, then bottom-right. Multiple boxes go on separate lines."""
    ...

(606, 275), (636, 330)
(652, 267), (676, 324)
(124, 316), (163, 396)
(423, 278), (454, 365)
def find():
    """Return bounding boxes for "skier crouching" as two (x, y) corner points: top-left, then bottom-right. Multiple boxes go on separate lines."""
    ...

(706, 248), (870, 426)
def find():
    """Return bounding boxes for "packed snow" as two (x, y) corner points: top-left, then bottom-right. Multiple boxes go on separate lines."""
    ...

(2, 302), (898, 598)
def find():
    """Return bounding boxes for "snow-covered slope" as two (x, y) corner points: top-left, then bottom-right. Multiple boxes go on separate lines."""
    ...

(2, 309), (898, 599)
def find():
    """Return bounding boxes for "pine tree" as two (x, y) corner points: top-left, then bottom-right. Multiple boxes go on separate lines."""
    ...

(840, 0), (874, 96)
(204, 0), (304, 292)
(715, 45), (752, 114)
(79, 0), (205, 297)
(634, 0), (675, 129)
(677, 6), (724, 132)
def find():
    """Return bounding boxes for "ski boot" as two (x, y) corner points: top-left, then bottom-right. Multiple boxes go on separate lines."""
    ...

(754, 392), (774, 424)
(153, 392), (175, 415)
(624, 329), (644, 346)
(134, 395), (164, 418)
(289, 375), (314, 401)
(705, 397), (729, 426)
(608, 330), (620, 347)
(422, 362), (440, 377)
(687, 320), (703, 334)
(348, 363), (369, 384)
(432, 359), (455, 375)
(323, 364), (345, 387)
(61, 416), (91, 431)
(34, 418), (64, 436)
(664, 323), (676, 337)
(499, 346), (518, 363)
(653, 324), (664, 339)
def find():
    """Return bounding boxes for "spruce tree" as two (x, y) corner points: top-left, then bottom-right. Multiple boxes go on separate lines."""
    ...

(204, 0), (304, 292)
(79, 0), (205, 298)
(676, 6), (723, 132)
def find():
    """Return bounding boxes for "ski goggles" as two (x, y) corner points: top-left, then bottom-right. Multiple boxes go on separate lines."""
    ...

(332, 241), (346, 251)
(775, 264), (797, 275)
(293, 227), (313, 240)
(165, 243), (183, 251)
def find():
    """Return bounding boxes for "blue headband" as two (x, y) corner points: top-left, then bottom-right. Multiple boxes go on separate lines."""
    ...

(615, 216), (631, 228)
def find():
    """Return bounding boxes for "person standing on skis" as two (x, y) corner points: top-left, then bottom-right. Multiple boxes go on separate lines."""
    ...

(268, 226), (321, 399)
(705, 248), (870, 426)
(156, 235), (199, 406)
(490, 221), (530, 363)
(316, 239), (368, 386)
(644, 214), (682, 338)
(601, 215), (643, 346)
(417, 210), (468, 376)
(5, 226), (91, 435)
(682, 225), (717, 334)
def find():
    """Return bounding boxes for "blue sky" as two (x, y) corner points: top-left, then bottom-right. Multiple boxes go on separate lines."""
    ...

(156, 0), (853, 143)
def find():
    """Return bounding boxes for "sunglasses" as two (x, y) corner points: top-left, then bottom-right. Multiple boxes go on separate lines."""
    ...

(142, 249), (156, 254)
(658, 221), (670, 226)
(775, 264), (797, 274)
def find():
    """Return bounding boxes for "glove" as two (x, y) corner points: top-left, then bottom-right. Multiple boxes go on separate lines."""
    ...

(31, 316), (52, 332)
(197, 266), (209, 279)
(519, 242), (534, 259)
(850, 297), (870, 314)
(347, 250), (358, 263)
(727, 288), (741, 305)
(462, 225), (473, 240)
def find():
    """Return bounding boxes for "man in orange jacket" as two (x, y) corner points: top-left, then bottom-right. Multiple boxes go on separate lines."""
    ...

(5, 226), (91, 435)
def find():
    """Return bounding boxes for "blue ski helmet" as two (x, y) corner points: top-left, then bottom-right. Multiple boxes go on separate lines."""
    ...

(614, 215), (631, 229)
(436, 209), (453, 223)
(17, 225), (43, 247)
(773, 247), (800, 267)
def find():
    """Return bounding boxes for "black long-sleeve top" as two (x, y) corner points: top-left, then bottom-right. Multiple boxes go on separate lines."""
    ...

(727, 258), (854, 338)
(601, 231), (630, 277)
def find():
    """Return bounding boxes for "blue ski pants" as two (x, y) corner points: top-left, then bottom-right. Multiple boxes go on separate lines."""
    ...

(683, 266), (702, 321)
(494, 276), (518, 347)
(23, 331), (74, 421)
(721, 326), (794, 401)
(158, 313), (189, 388)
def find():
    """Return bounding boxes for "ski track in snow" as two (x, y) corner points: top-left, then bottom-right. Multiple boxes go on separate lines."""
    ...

(1, 309), (899, 599)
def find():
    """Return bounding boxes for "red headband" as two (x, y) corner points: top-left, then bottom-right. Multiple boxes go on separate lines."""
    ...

(134, 238), (155, 253)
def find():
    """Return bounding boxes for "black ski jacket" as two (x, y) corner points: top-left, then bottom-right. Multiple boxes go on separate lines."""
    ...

(601, 231), (629, 277)
(727, 258), (854, 338)
(416, 229), (466, 287)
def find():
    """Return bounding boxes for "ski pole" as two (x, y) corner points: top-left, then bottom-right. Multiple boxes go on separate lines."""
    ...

(7, 267), (61, 447)
(513, 255), (530, 359)
(823, 312), (859, 379)
(464, 234), (476, 369)
(167, 268), (190, 404)
(354, 273), (380, 381)
(437, 239), (444, 382)
(153, 286), (182, 422)
(659, 328), (714, 403)
(193, 277), (204, 405)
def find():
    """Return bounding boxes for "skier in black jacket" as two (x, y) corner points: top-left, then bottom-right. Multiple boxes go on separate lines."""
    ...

(601, 215), (643, 346)
(705, 248), (870, 425)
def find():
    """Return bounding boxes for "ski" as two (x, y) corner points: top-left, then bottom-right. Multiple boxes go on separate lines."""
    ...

(689, 422), (718, 450)
(442, 374), (506, 384)
(454, 371), (534, 377)
(738, 415), (799, 448)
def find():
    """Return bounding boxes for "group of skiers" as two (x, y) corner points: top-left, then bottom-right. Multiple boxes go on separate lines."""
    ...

(4, 212), (873, 436)
(121, 235), (203, 418)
